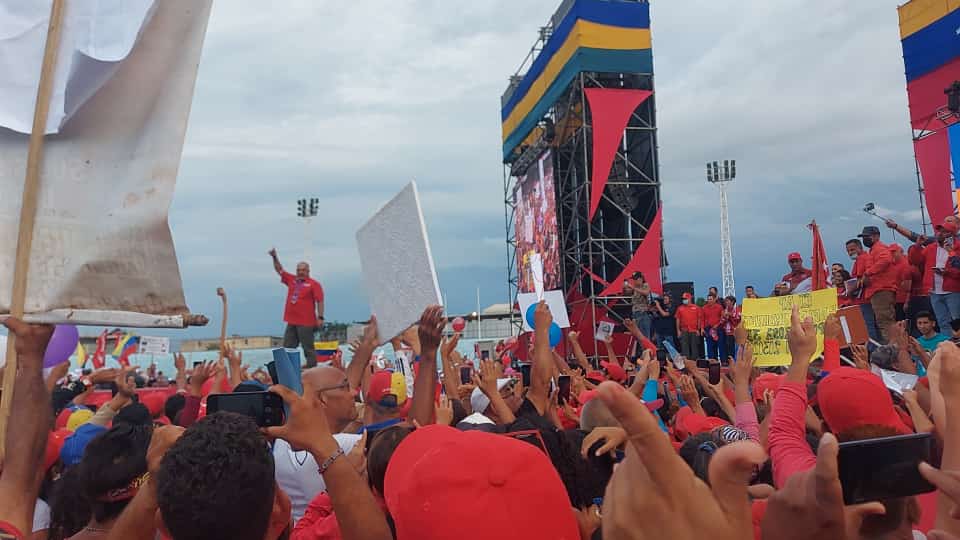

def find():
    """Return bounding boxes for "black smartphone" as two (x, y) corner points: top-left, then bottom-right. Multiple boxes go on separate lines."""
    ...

(206, 391), (285, 427)
(480, 350), (490, 361)
(662, 381), (672, 408)
(459, 366), (472, 385)
(558, 375), (571, 404)
(266, 361), (279, 387)
(520, 363), (532, 387)
(626, 374), (636, 388)
(708, 362), (721, 385)
(193, 361), (203, 368)
(838, 433), (935, 504)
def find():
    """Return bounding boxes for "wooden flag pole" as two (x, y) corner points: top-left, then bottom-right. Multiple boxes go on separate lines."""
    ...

(216, 287), (228, 360)
(0, 0), (67, 458)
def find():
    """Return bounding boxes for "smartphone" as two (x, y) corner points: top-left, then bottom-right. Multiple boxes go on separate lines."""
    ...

(519, 363), (532, 387)
(266, 361), (279, 387)
(663, 340), (680, 362)
(626, 375), (636, 388)
(480, 350), (490, 361)
(838, 433), (935, 504)
(206, 391), (285, 427)
(662, 381), (672, 408)
(708, 362), (721, 385)
(459, 366), (472, 385)
(558, 375), (571, 404)
(193, 361), (203, 368)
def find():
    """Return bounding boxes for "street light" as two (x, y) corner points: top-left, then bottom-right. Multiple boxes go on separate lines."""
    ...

(296, 197), (319, 260)
(706, 160), (736, 298)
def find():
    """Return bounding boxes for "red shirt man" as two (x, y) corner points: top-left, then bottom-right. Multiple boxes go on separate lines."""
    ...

(270, 248), (325, 368)
(701, 296), (724, 330)
(775, 253), (813, 296)
(675, 297), (703, 334)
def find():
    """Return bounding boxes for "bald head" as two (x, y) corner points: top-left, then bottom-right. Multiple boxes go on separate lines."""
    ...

(302, 366), (346, 389)
(580, 399), (619, 432)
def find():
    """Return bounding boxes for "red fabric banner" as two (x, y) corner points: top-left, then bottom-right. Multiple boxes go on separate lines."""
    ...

(915, 130), (953, 226)
(585, 88), (652, 221)
(600, 208), (663, 297)
(809, 221), (829, 290)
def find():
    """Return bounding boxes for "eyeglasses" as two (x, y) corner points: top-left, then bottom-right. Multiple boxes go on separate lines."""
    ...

(315, 381), (350, 394)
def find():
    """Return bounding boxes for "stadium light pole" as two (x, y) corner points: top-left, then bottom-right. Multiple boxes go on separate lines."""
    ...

(706, 160), (736, 298)
(297, 197), (319, 261)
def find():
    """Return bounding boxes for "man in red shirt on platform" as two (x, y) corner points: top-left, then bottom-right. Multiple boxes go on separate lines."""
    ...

(890, 244), (913, 323)
(701, 292), (726, 362)
(675, 293), (703, 360)
(773, 252), (813, 296)
(856, 226), (897, 342)
(269, 248), (325, 368)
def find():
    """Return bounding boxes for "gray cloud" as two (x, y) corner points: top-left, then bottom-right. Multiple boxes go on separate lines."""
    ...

(168, 0), (929, 335)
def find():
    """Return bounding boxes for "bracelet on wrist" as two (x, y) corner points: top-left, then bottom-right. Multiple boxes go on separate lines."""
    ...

(318, 447), (344, 475)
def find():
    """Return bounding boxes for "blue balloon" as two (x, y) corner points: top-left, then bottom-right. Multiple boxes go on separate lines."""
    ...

(525, 303), (538, 328)
(549, 323), (562, 348)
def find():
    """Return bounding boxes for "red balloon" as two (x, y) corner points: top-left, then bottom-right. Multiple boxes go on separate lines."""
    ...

(452, 317), (466, 332)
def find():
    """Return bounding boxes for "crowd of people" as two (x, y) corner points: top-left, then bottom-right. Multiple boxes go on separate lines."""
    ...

(7, 216), (960, 539)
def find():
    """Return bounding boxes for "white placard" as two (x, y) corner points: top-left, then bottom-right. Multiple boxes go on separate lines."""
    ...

(839, 315), (852, 345)
(138, 336), (170, 355)
(356, 182), (442, 344)
(395, 348), (415, 397)
(871, 365), (919, 395)
(595, 320), (615, 341)
(530, 253), (545, 300)
(517, 290), (571, 332)
(0, 0), (211, 325)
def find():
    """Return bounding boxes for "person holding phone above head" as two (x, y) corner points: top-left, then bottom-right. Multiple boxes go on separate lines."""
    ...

(269, 248), (325, 369)
(623, 272), (653, 338)
(910, 220), (960, 338)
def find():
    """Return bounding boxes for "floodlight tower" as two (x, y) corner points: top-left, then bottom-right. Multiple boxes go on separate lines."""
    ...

(297, 197), (319, 261)
(707, 160), (736, 298)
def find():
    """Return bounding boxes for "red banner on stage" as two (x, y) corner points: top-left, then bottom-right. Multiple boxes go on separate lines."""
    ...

(915, 130), (953, 226)
(584, 88), (652, 221)
(600, 208), (663, 297)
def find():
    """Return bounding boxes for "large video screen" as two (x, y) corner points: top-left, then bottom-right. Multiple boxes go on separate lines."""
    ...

(514, 149), (559, 293)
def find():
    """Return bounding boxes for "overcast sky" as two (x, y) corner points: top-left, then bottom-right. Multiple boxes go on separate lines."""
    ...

(169, 0), (923, 337)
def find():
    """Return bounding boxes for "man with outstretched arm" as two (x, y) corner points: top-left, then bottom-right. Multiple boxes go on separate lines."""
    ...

(269, 248), (325, 368)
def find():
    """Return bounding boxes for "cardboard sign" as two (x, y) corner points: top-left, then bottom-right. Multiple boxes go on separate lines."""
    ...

(595, 320), (615, 341)
(138, 336), (170, 355)
(836, 305), (869, 348)
(516, 290), (571, 332)
(740, 289), (838, 367)
(356, 182), (443, 344)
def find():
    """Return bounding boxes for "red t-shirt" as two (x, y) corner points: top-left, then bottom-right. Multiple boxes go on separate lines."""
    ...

(702, 302), (724, 328)
(281, 272), (324, 327)
(676, 304), (702, 333)
(894, 257), (913, 304)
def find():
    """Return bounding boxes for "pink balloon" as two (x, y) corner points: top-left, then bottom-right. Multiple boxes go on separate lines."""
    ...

(43, 324), (79, 368)
(452, 317), (466, 332)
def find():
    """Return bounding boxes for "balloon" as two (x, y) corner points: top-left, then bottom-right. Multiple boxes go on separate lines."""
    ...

(525, 304), (538, 328)
(452, 317), (466, 333)
(43, 324), (79, 368)
(548, 323), (562, 348)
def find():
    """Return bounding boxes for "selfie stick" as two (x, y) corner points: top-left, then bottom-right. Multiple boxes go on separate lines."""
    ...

(863, 202), (891, 223)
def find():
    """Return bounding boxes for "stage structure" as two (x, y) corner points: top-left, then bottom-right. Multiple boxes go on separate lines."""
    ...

(501, 0), (664, 359)
(898, 1), (960, 229)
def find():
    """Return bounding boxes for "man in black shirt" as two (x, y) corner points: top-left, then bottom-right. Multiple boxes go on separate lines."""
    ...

(651, 293), (677, 350)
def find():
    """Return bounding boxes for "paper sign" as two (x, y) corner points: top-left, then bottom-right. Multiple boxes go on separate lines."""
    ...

(138, 336), (170, 355)
(740, 289), (838, 367)
(836, 306), (869, 348)
(872, 365), (918, 395)
(395, 348), (415, 398)
(356, 182), (443, 344)
(516, 290), (571, 332)
(0, 0), (211, 326)
(530, 253), (545, 300)
(595, 320), (615, 341)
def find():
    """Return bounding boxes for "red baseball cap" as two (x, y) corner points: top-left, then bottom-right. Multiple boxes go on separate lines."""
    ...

(753, 373), (785, 403)
(585, 370), (606, 384)
(44, 429), (72, 472)
(787, 252), (803, 261)
(936, 221), (960, 235)
(140, 393), (166, 418)
(365, 370), (408, 408)
(682, 292), (693, 300)
(674, 406), (730, 441)
(817, 368), (911, 435)
(600, 361), (627, 383)
(384, 425), (579, 540)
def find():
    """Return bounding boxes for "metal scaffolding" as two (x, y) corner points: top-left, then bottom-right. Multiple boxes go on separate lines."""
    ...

(706, 161), (735, 298)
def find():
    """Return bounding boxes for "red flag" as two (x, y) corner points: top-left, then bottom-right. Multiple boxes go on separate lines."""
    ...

(91, 329), (107, 369)
(809, 220), (830, 290)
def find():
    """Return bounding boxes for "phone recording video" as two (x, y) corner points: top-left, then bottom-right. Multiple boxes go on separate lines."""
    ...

(459, 366), (472, 385)
(708, 362), (721, 385)
(838, 433), (935, 504)
(519, 363), (532, 388)
(557, 375), (571, 404)
(206, 391), (285, 427)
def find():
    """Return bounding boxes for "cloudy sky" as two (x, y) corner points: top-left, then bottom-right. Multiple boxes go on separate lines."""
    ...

(169, 0), (923, 338)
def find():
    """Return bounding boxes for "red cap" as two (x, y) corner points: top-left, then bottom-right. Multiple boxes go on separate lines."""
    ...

(140, 393), (165, 418)
(753, 373), (785, 403)
(384, 425), (579, 540)
(817, 368), (911, 435)
(674, 406), (730, 440)
(788, 252), (803, 261)
(936, 221), (960, 235)
(585, 371), (606, 384)
(364, 370), (408, 407)
(682, 292), (693, 300)
(600, 361), (627, 383)
(578, 390), (599, 405)
(55, 408), (73, 430)
(44, 429), (71, 471)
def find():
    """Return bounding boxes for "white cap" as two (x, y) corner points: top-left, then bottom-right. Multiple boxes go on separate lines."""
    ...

(470, 378), (513, 414)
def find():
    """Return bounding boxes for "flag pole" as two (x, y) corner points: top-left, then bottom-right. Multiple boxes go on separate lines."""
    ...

(0, 0), (66, 458)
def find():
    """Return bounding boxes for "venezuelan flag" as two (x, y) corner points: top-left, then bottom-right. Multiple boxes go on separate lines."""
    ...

(315, 341), (339, 360)
(111, 333), (135, 356)
(75, 342), (87, 368)
(117, 336), (140, 367)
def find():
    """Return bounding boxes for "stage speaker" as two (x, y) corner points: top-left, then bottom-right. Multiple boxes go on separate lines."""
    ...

(663, 281), (694, 301)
